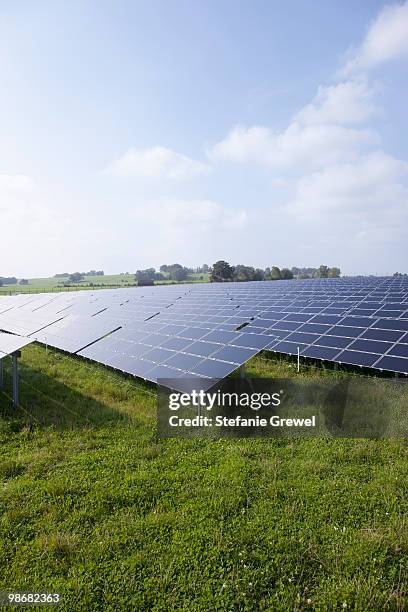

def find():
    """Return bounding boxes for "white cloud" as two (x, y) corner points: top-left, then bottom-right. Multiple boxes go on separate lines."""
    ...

(208, 122), (376, 171)
(295, 78), (378, 125)
(340, 2), (408, 76)
(207, 36), (408, 269)
(287, 152), (408, 220)
(104, 146), (210, 180)
(209, 74), (379, 173)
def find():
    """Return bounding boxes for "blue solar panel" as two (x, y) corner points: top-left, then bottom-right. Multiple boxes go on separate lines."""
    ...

(374, 355), (408, 374)
(388, 344), (408, 358)
(348, 339), (393, 354)
(336, 350), (380, 368)
(301, 346), (340, 360)
(314, 335), (352, 349)
(1, 276), (407, 386)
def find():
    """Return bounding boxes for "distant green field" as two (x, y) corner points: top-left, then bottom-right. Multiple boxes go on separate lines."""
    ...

(0, 273), (210, 295)
(0, 346), (407, 610)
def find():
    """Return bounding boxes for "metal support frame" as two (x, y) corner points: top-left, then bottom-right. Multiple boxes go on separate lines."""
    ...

(240, 364), (246, 379)
(0, 352), (21, 406)
(12, 353), (19, 406)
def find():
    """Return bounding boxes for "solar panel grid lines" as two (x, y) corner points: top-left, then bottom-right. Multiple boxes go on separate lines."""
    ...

(232, 278), (408, 375)
(0, 277), (408, 383)
(261, 309), (408, 373)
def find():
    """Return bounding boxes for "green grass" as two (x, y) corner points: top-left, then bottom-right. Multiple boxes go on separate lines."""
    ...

(0, 345), (407, 610)
(0, 274), (136, 295)
(0, 273), (210, 294)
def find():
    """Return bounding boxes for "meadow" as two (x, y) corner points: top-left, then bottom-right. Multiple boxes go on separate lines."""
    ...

(0, 345), (407, 610)
(0, 273), (210, 295)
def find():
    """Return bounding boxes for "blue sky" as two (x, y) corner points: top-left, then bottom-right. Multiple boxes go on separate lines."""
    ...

(1, 1), (407, 276)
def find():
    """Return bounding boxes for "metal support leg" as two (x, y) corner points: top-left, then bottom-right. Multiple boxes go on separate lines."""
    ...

(12, 354), (19, 406)
(240, 364), (246, 379)
(0, 358), (3, 390)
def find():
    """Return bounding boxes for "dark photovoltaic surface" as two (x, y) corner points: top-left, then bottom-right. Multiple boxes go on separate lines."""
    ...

(0, 277), (407, 389)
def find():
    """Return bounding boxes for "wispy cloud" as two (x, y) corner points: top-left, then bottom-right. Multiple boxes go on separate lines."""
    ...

(104, 146), (210, 180)
(206, 3), (408, 262)
(207, 122), (376, 171)
(340, 2), (408, 76)
(294, 77), (378, 125)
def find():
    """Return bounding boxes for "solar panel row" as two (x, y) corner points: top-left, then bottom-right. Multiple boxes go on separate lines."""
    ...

(0, 277), (407, 388)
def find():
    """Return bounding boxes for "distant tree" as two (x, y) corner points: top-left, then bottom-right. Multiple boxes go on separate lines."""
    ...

(270, 266), (281, 280)
(230, 265), (265, 282)
(54, 272), (70, 278)
(135, 268), (156, 284)
(84, 270), (104, 276)
(211, 260), (234, 282)
(280, 268), (294, 280)
(159, 264), (188, 281)
(202, 264), (210, 273)
(314, 265), (329, 279)
(0, 279), (3, 286)
(264, 267), (271, 278)
(69, 272), (84, 283)
(328, 267), (341, 278)
(254, 268), (265, 281)
(233, 265), (254, 281)
(167, 264), (188, 281)
(290, 267), (319, 279)
(19, 279), (29, 285)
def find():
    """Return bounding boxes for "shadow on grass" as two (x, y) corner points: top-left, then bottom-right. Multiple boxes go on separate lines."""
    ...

(0, 358), (132, 432)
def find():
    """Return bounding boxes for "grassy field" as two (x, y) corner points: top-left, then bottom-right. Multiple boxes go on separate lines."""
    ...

(0, 345), (407, 610)
(0, 274), (135, 295)
(0, 273), (210, 295)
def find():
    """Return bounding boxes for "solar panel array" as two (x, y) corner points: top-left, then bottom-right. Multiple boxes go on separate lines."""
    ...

(0, 277), (407, 389)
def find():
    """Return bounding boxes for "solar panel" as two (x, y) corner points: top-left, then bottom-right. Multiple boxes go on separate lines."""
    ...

(0, 309), (65, 336)
(313, 335), (352, 349)
(337, 350), (386, 368)
(374, 355), (408, 374)
(0, 276), (407, 385)
(0, 332), (33, 357)
(30, 315), (122, 353)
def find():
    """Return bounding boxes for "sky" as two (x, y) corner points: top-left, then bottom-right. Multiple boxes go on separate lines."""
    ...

(0, 0), (407, 277)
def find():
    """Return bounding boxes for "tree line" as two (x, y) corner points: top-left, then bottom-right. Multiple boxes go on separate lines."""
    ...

(135, 264), (190, 285)
(9, 265), (408, 288)
(54, 270), (105, 280)
(133, 262), (342, 285)
(209, 262), (341, 282)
